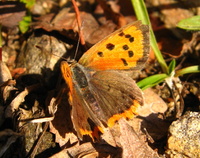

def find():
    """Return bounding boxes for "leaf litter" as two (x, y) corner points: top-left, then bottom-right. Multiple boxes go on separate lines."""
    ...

(0, 0), (199, 157)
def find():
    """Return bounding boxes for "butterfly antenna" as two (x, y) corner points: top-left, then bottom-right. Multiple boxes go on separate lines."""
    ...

(74, 32), (81, 60)
(51, 53), (68, 61)
(74, 20), (87, 60)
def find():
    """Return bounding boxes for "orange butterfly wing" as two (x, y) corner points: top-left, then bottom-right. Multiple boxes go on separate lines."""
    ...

(61, 21), (150, 140)
(61, 62), (144, 139)
(79, 21), (149, 71)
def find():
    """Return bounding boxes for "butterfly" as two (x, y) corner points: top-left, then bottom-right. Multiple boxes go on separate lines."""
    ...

(61, 21), (150, 140)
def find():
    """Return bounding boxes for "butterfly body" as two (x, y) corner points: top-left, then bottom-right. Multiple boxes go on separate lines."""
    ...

(61, 21), (150, 139)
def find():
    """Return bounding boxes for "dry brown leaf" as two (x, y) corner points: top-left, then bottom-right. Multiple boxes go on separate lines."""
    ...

(0, 1), (26, 28)
(135, 88), (170, 141)
(149, 0), (195, 39)
(11, 67), (26, 79)
(32, 9), (98, 37)
(96, 0), (126, 27)
(0, 61), (12, 85)
(137, 88), (168, 117)
(119, 118), (159, 158)
(101, 118), (159, 158)
(50, 142), (120, 158)
(4, 88), (28, 118)
(49, 89), (78, 146)
(33, 8), (117, 45)
(1, 80), (16, 104)
(5, 84), (40, 118)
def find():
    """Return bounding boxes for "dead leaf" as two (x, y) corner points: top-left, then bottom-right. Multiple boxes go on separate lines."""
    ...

(136, 88), (169, 141)
(0, 61), (12, 85)
(4, 88), (28, 118)
(96, 0), (126, 26)
(119, 118), (159, 158)
(101, 118), (159, 158)
(11, 68), (26, 79)
(0, 1), (26, 28)
(137, 88), (168, 117)
(50, 142), (120, 158)
(1, 80), (16, 104)
(181, 32), (200, 58)
(32, 8), (117, 45)
(5, 84), (40, 118)
(49, 88), (78, 146)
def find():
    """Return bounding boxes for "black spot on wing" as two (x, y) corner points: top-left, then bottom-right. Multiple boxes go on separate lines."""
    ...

(106, 43), (115, 50)
(121, 58), (128, 66)
(119, 32), (125, 37)
(124, 34), (134, 43)
(97, 52), (104, 57)
(125, 34), (131, 38)
(122, 45), (129, 50)
(128, 51), (134, 57)
(129, 37), (134, 43)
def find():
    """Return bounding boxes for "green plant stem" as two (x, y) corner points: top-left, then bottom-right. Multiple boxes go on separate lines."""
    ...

(150, 31), (168, 73)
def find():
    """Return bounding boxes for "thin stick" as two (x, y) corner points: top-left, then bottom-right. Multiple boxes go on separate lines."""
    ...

(0, 24), (2, 61)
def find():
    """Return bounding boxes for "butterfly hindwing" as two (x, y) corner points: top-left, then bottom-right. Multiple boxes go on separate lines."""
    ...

(61, 62), (143, 139)
(88, 70), (143, 127)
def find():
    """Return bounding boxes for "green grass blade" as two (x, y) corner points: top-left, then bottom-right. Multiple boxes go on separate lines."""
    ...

(175, 65), (200, 77)
(177, 16), (200, 31)
(137, 73), (168, 90)
(168, 59), (176, 74)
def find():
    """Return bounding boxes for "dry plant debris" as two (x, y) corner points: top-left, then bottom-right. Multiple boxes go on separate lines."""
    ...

(0, 0), (199, 157)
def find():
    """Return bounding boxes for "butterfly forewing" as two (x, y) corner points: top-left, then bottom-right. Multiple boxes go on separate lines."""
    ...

(78, 21), (149, 71)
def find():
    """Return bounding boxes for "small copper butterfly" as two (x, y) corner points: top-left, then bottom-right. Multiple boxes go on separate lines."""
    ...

(61, 21), (149, 139)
